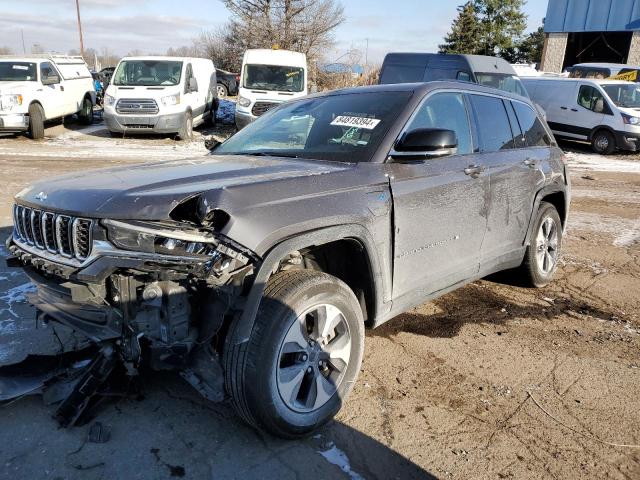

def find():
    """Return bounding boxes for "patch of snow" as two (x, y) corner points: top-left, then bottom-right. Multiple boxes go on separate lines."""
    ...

(0, 282), (36, 319)
(318, 443), (365, 480)
(217, 99), (236, 125)
(565, 152), (640, 173)
(568, 212), (640, 247)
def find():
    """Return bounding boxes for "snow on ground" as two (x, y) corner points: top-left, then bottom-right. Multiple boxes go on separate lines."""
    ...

(568, 211), (640, 247)
(565, 151), (640, 173)
(318, 442), (365, 480)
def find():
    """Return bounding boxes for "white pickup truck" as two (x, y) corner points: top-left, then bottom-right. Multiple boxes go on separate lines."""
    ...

(0, 55), (96, 139)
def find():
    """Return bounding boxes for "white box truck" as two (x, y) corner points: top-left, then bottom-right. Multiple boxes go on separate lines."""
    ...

(235, 49), (307, 130)
(0, 55), (96, 139)
(103, 56), (217, 139)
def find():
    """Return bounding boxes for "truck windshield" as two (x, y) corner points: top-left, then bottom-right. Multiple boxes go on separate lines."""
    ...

(603, 83), (640, 108)
(0, 62), (37, 81)
(476, 73), (529, 97)
(215, 91), (412, 163)
(113, 60), (183, 86)
(243, 64), (304, 92)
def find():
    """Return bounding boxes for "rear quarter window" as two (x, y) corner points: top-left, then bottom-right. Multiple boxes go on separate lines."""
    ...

(512, 101), (551, 147)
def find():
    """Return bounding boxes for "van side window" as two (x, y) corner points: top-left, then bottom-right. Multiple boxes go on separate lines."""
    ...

(184, 64), (193, 93)
(457, 71), (471, 82)
(40, 62), (57, 83)
(512, 102), (550, 147)
(578, 85), (606, 113)
(406, 92), (472, 155)
(468, 94), (514, 152)
(379, 65), (424, 84)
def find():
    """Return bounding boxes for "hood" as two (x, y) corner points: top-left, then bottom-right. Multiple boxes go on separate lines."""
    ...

(618, 105), (640, 116)
(0, 81), (30, 93)
(15, 154), (351, 219)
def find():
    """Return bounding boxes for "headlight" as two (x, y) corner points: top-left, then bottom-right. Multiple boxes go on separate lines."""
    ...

(104, 94), (116, 106)
(161, 93), (180, 106)
(0, 94), (23, 111)
(237, 96), (251, 108)
(622, 113), (640, 125)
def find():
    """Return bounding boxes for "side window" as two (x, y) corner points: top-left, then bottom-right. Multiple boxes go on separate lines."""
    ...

(40, 62), (56, 83)
(505, 101), (525, 148)
(406, 92), (472, 155)
(577, 85), (605, 112)
(468, 94), (514, 152)
(457, 71), (471, 82)
(512, 102), (551, 147)
(184, 64), (193, 93)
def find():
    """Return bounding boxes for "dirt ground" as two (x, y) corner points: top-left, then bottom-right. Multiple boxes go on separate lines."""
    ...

(0, 114), (638, 480)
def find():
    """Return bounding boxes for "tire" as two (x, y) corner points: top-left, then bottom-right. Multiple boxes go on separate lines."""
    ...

(28, 103), (45, 140)
(216, 83), (228, 99)
(78, 97), (94, 125)
(591, 129), (615, 155)
(109, 130), (122, 138)
(518, 201), (562, 288)
(224, 270), (365, 438)
(177, 111), (193, 140)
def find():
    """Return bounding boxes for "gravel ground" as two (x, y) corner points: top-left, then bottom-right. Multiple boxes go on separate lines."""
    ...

(0, 114), (638, 480)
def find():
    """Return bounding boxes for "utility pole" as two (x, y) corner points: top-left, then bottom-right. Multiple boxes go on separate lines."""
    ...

(75, 0), (85, 58)
(365, 38), (369, 67)
(21, 29), (26, 54)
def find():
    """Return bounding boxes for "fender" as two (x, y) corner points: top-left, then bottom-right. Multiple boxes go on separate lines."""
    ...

(589, 124), (616, 141)
(522, 184), (568, 247)
(233, 224), (391, 344)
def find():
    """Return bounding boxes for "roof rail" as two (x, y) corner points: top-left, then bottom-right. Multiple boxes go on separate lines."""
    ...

(0, 54), (87, 64)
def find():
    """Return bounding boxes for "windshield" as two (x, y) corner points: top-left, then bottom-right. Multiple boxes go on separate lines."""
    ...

(243, 64), (304, 92)
(603, 83), (640, 108)
(215, 91), (412, 162)
(476, 72), (529, 97)
(113, 60), (183, 86)
(0, 62), (37, 81)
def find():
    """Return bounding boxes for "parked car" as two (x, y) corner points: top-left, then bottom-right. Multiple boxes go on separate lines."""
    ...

(566, 62), (638, 79)
(523, 77), (640, 154)
(216, 68), (239, 98)
(236, 48), (308, 130)
(103, 56), (217, 139)
(379, 53), (529, 97)
(0, 55), (96, 139)
(98, 66), (115, 86)
(7, 81), (569, 437)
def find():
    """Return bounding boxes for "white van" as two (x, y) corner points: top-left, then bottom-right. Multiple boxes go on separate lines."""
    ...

(523, 77), (640, 154)
(104, 56), (217, 139)
(235, 49), (307, 129)
(0, 55), (96, 139)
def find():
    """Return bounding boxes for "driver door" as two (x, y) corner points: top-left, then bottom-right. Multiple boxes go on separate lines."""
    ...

(388, 92), (489, 300)
(38, 62), (66, 119)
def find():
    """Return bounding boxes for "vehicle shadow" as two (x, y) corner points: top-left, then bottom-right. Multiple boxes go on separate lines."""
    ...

(0, 226), (434, 479)
(371, 280), (620, 340)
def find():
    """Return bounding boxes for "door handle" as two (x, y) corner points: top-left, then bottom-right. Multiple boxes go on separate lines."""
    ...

(464, 165), (484, 177)
(560, 106), (567, 110)
(60, 86), (65, 91)
(570, 108), (578, 112)
(524, 159), (539, 168)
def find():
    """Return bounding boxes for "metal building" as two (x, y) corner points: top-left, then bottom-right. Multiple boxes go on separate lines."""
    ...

(540, 0), (640, 72)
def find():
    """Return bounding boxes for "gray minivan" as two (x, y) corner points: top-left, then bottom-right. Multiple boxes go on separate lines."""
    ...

(379, 53), (529, 98)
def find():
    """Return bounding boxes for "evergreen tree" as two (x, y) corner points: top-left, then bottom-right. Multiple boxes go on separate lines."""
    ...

(517, 26), (545, 64)
(439, 2), (482, 55)
(475, 0), (527, 57)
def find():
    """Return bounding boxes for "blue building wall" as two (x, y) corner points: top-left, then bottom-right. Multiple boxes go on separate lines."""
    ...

(544, 0), (640, 32)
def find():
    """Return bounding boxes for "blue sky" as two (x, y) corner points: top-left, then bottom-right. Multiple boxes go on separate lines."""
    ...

(0, 0), (549, 64)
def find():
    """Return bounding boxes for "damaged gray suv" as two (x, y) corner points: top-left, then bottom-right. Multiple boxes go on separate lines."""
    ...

(7, 81), (570, 438)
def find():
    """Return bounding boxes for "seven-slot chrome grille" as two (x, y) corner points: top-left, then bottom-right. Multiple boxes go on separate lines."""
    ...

(12, 204), (93, 261)
(116, 98), (159, 115)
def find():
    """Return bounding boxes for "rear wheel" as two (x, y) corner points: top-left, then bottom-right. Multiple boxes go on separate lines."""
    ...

(217, 83), (228, 98)
(518, 202), (562, 287)
(78, 97), (94, 125)
(177, 111), (193, 140)
(28, 103), (45, 139)
(591, 130), (615, 155)
(224, 270), (365, 438)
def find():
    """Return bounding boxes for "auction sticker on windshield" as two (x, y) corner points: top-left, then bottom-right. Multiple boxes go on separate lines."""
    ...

(331, 115), (381, 130)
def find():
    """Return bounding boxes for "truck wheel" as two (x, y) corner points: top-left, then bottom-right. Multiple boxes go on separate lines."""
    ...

(518, 201), (562, 287)
(591, 130), (615, 155)
(28, 103), (45, 140)
(217, 83), (228, 98)
(178, 111), (193, 140)
(78, 97), (94, 125)
(224, 270), (365, 438)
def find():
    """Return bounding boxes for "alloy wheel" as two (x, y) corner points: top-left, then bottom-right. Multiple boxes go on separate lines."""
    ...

(276, 303), (352, 413)
(536, 216), (558, 274)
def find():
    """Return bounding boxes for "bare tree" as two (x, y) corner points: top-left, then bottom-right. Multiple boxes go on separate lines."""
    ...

(31, 43), (45, 54)
(193, 25), (246, 72)
(0, 46), (13, 55)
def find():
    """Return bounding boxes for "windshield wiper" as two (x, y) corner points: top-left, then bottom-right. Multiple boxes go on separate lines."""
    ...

(244, 151), (300, 158)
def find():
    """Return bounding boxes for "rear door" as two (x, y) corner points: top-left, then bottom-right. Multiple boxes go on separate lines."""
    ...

(389, 91), (489, 299)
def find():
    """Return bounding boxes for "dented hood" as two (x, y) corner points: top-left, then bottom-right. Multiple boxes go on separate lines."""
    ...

(15, 154), (351, 219)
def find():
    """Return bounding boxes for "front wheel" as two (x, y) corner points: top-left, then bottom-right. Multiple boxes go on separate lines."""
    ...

(28, 103), (45, 139)
(519, 201), (562, 287)
(591, 130), (615, 155)
(177, 111), (193, 140)
(225, 270), (365, 438)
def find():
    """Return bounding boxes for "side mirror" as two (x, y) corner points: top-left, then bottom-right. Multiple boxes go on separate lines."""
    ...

(391, 128), (458, 160)
(204, 138), (221, 151)
(189, 77), (198, 92)
(42, 74), (60, 85)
